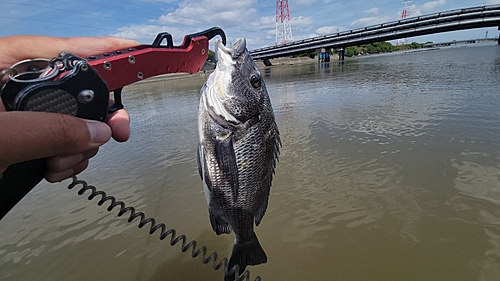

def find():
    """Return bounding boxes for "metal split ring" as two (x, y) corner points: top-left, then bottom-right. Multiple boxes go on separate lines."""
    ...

(8, 58), (60, 83)
(0, 68), (17, 77)
(0, 68), (17, 85)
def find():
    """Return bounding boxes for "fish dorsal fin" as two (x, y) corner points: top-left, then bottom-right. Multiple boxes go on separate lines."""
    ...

(214, 132), (239, 201)
(232, 38), (247, 58)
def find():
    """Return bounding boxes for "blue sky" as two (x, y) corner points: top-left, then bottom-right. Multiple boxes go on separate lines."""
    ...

(2, 0), (500, 50)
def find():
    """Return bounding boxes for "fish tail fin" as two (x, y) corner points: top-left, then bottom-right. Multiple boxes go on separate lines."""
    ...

(225, 232), (267, 281)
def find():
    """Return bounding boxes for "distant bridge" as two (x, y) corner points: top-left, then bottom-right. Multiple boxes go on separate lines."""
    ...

(250, 4), (500, 61)
(425, 38), (498, 47)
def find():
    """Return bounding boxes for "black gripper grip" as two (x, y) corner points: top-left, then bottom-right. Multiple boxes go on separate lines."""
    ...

(0, 159), (45, 219)
(0, 63), (110, 219)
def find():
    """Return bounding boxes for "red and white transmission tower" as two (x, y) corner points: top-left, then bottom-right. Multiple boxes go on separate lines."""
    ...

(276, 0), (293, 46)
(397, 0), (411, 46)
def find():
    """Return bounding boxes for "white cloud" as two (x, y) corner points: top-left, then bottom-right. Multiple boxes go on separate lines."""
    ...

(296, 0), (317, 5)
(404, 0), (446, 18)
(250, 16), (275, 31)
(158, 0), (258, 27)
(351, 16), (392, 27)
(139, 0), (178, 2)
(487, 0), (500, 3)
(347, 0), (445, 31)
(420, 0), (446, 13)
(111, 0), (266, 48)
(365, 7), (379, 14)
(315, 25), (344, 35)
(290, 16), (314, 30)
(111, 24), (190, 44)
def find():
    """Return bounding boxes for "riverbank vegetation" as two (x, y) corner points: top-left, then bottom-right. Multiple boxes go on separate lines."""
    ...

(344, 41), (429, 57)
(288, 41), (431, 60)
(207, 50), (216, 62)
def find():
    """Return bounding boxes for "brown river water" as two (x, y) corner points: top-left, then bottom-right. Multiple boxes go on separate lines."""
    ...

(1, 43), (500, 281)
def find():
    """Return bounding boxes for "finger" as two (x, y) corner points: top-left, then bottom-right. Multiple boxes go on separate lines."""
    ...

(62, 37), (139, 58)
(107, 108), (131, 142)
(0, 111), (111, 168)
(45, 159), (90, 183)
(46, 148), (99, 172)
(0, 36), (138, 70)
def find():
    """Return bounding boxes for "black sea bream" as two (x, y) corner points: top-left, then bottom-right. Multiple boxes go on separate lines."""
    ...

(197, 38), (280, 278)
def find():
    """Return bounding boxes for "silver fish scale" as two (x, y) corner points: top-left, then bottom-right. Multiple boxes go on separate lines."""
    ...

(233, 124), (266, 206)
(239, 104), (277, 208)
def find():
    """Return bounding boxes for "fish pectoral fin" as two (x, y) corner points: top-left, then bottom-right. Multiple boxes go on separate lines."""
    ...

(198, 144), (213, 193)
(209, 212), (232, 235)
(214, 132), (239, 200)
(197, 144), (203, 180)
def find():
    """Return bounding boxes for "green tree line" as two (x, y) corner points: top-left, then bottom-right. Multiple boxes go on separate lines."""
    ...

(207, 50), (216, 62)
(344, 41), (428, 57)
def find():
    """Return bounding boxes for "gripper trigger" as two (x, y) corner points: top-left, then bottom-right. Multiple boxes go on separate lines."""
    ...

(108, 88), (124, 114)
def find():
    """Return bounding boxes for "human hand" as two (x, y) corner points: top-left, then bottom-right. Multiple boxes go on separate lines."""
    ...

(0, 35), (138, 182)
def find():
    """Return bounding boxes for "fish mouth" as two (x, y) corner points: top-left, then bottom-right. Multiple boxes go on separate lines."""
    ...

(206, 38), (248, 124)
(215, 38), (246, 65)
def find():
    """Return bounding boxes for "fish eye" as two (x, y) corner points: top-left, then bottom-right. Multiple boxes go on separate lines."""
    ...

(250, 73), (261, 88)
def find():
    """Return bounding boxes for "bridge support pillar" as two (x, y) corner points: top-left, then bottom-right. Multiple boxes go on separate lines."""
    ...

(498, 26), (500, 44)
(316, 48), (331, 62)
(338, 48), (345, 61)
(262, 58), (273, 66)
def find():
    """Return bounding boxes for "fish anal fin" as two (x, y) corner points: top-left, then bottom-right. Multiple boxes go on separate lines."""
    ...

(209, 212), (232, 235)
(255, 194), (269, 226)
(214, 132), (239, 200)
(255, 176), (272, 226)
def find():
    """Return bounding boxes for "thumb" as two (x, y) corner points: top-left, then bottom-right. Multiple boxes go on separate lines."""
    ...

(0, 111), (111, 170)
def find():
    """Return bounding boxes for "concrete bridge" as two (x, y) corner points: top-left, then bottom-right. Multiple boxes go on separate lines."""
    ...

(250, 4), (500, 63)
(425, 38), (498, 47)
